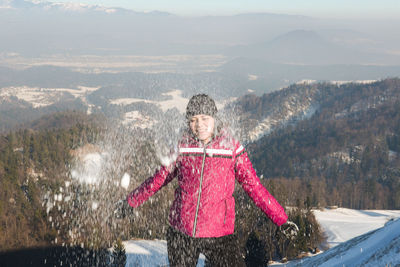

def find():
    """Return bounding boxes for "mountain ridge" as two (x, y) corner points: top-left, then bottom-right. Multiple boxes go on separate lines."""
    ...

(1, 0), (399, 64)
(1, 0), (172, 15)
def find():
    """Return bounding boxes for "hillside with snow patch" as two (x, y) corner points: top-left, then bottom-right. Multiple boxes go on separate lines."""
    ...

(283, 217), (400, 267)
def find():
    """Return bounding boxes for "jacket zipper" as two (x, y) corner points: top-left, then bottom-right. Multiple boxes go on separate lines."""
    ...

(192, 144), (207, 237)
(224, 199), (227, 224)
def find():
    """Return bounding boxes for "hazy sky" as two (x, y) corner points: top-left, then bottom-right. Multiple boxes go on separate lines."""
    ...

(46, 0), (400, 19)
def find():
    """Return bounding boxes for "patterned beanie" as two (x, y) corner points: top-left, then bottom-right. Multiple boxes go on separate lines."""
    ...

(186, 94), (218, 120)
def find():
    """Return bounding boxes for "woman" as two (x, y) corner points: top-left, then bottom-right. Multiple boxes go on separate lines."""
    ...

(127, 94), (292, 266)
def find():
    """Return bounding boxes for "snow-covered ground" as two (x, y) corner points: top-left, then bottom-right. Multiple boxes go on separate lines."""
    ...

(123, 208), (400, 266)
(330, 80), (377, 85)
(123, 240), (205, 267)
(313, 208), (400, 248)
(0, 85), (99, 108)
(281, 209), (400, 267)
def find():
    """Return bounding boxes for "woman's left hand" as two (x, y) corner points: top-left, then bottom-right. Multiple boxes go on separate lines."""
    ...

(279, 221), (299, 240)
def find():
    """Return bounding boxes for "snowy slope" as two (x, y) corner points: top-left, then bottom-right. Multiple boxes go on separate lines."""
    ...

(313, 208), (400, 248)
(123, 208), (400, 267)
(283, 218), (400, 267)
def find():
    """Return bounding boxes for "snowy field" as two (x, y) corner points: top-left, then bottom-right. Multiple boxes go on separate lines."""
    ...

(123, 208), (400, 266)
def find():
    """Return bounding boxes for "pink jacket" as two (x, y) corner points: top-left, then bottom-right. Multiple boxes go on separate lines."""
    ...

(127, 129), (288, 238)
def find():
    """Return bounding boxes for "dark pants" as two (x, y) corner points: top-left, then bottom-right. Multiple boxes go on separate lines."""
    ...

(166, 226), (246, 267)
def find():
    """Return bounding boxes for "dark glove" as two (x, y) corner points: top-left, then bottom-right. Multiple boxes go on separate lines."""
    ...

(279, 221), (299, 240)
(114, 199), (131, 219)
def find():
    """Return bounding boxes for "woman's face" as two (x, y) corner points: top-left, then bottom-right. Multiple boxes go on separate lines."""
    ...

(189, 114), (215, 144)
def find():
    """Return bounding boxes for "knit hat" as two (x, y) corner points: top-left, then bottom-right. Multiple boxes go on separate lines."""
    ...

(186, 94), (218, 119)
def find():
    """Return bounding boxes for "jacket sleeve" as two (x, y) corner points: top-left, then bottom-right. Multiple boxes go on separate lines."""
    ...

(234, 145), (288, 226)
(126, 164), (177, 208)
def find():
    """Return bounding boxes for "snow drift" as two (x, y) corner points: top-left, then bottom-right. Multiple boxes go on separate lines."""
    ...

(285, 217), (400, 266)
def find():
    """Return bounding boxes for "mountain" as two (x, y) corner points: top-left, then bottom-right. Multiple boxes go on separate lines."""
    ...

(241, 78), (400, 210)
(0, 2), (310, 56)
(265, 30), (360, 64)
(0, 0), (399, 63)
(224, 30), (400, 65)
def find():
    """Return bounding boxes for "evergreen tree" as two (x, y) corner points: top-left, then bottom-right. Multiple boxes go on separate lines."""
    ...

(112, 239), (127, 267)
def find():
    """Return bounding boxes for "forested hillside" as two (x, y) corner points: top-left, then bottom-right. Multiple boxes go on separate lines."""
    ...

(0, 112), (101, 250)
(247, 78), (400, 210)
